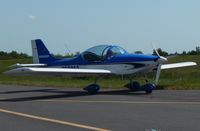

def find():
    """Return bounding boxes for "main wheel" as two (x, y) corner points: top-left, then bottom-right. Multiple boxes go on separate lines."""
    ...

(142, 83), (156, 94)
(84, 84), (100, 94)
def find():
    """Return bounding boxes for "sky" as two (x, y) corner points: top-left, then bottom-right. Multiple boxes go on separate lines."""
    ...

(0, 0), (200, 55)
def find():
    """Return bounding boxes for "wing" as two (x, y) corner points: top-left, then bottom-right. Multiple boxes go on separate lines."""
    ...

(4, 67), (112, 76)
(161, 62), (197, 70)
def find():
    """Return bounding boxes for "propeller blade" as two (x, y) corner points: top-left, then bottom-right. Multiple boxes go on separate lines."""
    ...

(151, 42), (167, 85)
(152, 42), (160, 57)
(155, 64), (162, 85)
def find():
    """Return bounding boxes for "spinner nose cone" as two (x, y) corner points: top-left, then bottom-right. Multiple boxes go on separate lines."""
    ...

(157, 56), (167, 63)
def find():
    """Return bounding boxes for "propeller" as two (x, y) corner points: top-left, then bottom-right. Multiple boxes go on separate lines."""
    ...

(152, 43), (167, 85)
(152, 43), (160, 57)
(155, 64), (162, 85)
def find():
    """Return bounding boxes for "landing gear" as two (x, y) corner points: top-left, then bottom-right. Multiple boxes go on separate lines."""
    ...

(84, 77), (101, 94)
(83, 75), (156, 94)
(125, 82), (156, 94)
(141, 83), (156, 94)
(84, 84), (100, 94)
(125, 75), (156, 94)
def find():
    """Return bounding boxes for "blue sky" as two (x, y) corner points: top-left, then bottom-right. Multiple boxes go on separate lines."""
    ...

(0, 0), (200, 55)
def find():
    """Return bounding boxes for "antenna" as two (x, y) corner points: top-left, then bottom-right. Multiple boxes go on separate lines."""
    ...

(64, 44), (71, 55)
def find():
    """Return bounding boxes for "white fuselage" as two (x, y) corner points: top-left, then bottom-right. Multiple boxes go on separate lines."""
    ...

(53, 61), (158, 75)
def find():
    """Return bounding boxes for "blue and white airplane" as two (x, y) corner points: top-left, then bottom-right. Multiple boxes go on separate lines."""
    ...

(4, 39), (197, 94)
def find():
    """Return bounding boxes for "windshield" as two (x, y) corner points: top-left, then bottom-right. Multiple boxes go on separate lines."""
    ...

(82, 45), (128, 62)
(85, 45), (110, 57)
(108, 46), (128, 57)
(82, 45), (110, 62)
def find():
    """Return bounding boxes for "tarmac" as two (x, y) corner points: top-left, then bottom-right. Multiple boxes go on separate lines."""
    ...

(0, 84), (200, 131)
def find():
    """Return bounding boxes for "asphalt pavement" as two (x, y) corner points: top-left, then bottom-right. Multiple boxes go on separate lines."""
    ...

(0, 84), (200, 131)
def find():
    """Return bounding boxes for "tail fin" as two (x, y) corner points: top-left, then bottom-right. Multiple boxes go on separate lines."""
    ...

(31, 39), (57, 64)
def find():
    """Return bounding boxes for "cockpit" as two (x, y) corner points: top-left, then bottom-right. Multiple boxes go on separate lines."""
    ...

(82, 45), (128, 62)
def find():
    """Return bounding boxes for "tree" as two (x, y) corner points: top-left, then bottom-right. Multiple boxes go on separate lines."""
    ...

(134, 51), (143, 54)
(0, 51), (30, 60)
(10, 51), (18, 58)
(182, 51), (187, 55)
(196, 46), (200, 55)
(188, 50), (197, 55)
(153, 48), (168, 56)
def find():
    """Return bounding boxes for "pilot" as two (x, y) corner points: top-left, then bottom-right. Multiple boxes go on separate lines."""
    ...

(107, 50), (113, 59)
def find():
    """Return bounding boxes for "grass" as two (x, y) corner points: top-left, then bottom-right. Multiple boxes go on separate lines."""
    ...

(0, 55), (200, 89)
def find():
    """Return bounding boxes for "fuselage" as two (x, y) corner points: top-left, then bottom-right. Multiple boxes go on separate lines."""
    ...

(45, 45), (160, 75)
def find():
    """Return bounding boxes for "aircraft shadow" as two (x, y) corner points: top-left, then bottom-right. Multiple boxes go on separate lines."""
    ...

(0, 88), (147, 102)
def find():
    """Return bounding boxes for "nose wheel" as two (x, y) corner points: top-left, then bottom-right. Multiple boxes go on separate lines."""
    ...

(141, 83), (156, 94)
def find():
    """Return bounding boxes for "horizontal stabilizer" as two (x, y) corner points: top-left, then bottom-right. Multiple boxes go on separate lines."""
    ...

(161, 62), (197, 70)
(9, 63), (47, 69)
(4, 67), (112, 76)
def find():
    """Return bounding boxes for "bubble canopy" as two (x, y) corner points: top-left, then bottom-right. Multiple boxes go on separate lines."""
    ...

(82, 45), (128, 62)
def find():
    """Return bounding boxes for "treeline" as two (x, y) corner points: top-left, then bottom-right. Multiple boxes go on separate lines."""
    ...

(154, 46), (200, 56)
(53, 52), (80, 58)
(0, 51), (31, 60)
(135, 46), (200, 56)
(1, 46), (200, 60)
(182, 47), (200, 55)
(0, 51), (79, 60)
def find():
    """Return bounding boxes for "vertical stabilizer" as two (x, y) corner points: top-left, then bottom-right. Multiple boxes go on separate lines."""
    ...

(31, 39), (57, 64)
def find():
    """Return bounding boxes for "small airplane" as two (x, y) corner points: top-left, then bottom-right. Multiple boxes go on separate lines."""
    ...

(4, 39), (197, 94)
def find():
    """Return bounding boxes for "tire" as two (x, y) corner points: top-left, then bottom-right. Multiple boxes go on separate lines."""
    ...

(142, 83), (156, 94)
(84, 84), (100, 94)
